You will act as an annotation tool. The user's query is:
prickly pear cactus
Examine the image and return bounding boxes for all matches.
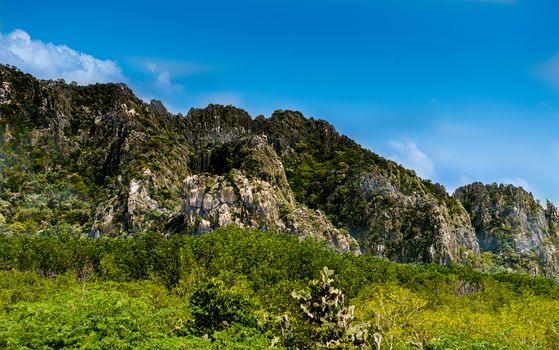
[292,267,370,349]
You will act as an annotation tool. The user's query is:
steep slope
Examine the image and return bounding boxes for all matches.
[254,111,480,264]
[0,64,480,265]
[454,183,559,277]
[0,65,357,253]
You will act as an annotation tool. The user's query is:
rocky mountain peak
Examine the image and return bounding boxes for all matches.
[184,104,253,144]
[454,182,559,277]
[3,64,559,278]
[256,109,341,154]
[148,99,170,116]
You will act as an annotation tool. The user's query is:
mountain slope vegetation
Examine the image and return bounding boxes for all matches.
[0,64,558,277]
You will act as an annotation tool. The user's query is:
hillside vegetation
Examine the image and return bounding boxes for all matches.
[1,227,559,349]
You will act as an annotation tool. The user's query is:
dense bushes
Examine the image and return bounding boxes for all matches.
[1,227,559,348]
[190,278,256,336]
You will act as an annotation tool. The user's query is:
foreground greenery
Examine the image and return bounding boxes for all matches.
[1,227,559,349]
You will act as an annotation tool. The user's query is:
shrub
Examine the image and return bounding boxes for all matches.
[189,278,256,336]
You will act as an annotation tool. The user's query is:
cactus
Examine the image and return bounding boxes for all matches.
[292,267,370,349]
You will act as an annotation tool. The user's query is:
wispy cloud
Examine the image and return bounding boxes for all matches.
[142,58,213,77]
[0,29,124,85]
[146,62,183,93]
[389,139,435,179]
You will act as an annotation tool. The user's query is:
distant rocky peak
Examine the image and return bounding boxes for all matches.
[148,99,169,116]
[256,109,341,153]
[547,200,559,217]
[186,104,252,129]
[183,104,253,145]
[454,182,559,277]
[547,200,559,234]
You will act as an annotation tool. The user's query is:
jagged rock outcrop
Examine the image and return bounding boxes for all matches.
[454,183,559,277]
[176,170,358,253]
[253,110,480,264]
[547,200,559,235]
[348,172,479,264]
[0,65,359,254]
[4,64,559,277]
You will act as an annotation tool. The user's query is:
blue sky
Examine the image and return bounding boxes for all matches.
[1,0,559,203]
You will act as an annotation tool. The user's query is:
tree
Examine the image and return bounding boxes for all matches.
[189,278,255,336]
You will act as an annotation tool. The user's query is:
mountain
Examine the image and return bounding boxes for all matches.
[0,64,557,278]
[455,183,559,277]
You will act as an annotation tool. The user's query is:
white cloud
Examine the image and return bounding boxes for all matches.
[0,29,124,85]
[389,139,435,179]
[146,62,183,93]
[138,58,213,77]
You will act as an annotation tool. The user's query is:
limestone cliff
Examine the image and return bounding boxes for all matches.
[0,65,358,254]
[454,183,559,277]
[5,64,559,276]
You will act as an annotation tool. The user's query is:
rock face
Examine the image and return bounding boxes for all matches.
[454,183,559,277]
[350,172,479,264]
[2,64,559,277]
[0,65,359,254]
[254,110,480,264]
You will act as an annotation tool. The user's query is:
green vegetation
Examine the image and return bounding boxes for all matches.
[1,227,559,349]
[1,65,559,348]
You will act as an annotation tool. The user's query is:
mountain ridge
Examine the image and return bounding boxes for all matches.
[1,64,558,279]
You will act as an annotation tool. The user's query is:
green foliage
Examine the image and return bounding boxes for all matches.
[280,122,450,229]
[1,290,180,349]
[190,278,256,336]
[354,284,427,349]
[1,227,559,348]
[0,273,194,349]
